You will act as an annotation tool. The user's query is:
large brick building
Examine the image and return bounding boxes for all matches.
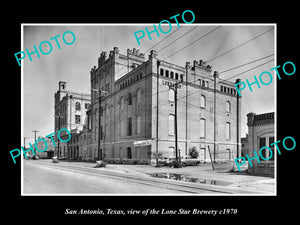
[89,47,241,165]
[54,81,91,158]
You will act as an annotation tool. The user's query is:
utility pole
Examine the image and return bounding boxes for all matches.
[169,79,183,166]
[32,130,39,143]
[213,71,219,163]
[92,88,107,160]
[54,113,65,159]
[156,60,160,166]
[236,79,241,159]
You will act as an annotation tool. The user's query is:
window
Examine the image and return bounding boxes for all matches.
[137,116,141,134]
[160,68,164,76]
[120,96,124,110]
[202,80,205,86]
[166,70,169,78]
[180,74,183,80]
[168,147,175,157]
[127,117,132,136]
[170,71,174,79]
[226,101,231,112]
[75,115,81,124]
[226,149,232,159]
[169,88,175,102]
[259,137,267,158]
[220,86,223,92]
[120,120,125,136]
[137,88,142,104]
[175,73,178,80]
[105,123,108,139]
[226,122,231,140]
[200,95,206,108]
[85,103,89,109]
[200,118,206,138]
[269,137,275,160]
[128,92,132,105]
[75,102,81,111]
[168,114,175,135]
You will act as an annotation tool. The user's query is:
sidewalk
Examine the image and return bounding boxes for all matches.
[38,159,275,194]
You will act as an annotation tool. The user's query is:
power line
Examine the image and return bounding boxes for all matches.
[155,57,275,109]
[143,26,182,54]
[162,26,222,61]
[224,58,274,81]
[219,54,274,74]
[207,27,274,63]
[156,26,199,53]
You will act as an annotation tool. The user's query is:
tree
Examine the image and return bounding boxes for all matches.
[188,146,199,158]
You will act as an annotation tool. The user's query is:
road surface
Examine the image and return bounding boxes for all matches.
[22,160,254,195]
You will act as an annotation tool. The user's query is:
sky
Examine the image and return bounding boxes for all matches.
[23,24,275,146]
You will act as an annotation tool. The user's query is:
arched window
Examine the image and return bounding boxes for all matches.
[120,96,124,110]
[226,122,231,140]
[168,114,175,135]
[200,118,206,138]
[169,88,175,102]
[75,102,81,111]
[137,116,141,134]
[137,88,142,104]
[120,119,125,136]
[128,92,132,105]
[168,146,175,157]
[200,95,206,108]
[226,101,231,112]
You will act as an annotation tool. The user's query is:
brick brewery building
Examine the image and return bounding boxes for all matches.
[88,47,241,165]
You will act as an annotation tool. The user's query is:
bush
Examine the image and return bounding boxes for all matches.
[188,146,199,158]
[94,160,107,168]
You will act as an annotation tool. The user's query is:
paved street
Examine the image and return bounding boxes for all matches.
[23,159,274,195]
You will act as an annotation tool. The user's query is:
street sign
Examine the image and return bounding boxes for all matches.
[133,139,152,147]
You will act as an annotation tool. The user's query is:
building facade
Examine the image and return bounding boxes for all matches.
[54,81,91,158]
[246,112,275,177]
[88,47,241,165]
[33,136,56,159]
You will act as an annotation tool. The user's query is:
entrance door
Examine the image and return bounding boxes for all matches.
[127,147,132,159]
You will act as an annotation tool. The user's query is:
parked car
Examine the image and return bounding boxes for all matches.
[180,155,200,167]
[32,155,39,160]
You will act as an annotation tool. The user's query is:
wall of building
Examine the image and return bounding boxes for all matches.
[247,112,275,177]
[88,47,241,165]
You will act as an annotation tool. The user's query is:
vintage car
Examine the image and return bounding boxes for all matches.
[180,155,200,167]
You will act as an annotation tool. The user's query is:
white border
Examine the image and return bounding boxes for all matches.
[21,23,277,197]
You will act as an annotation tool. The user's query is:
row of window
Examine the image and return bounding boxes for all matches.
[220,85,237,95]
[96,115,142,141]
[75,102,90,111]
[94,63,112,84]
[119,88,142,110]
[168,115,231,139]
[169,90,232,112]
[198,79,209,88]
[160,68,184,81]
[119,73,143,90]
